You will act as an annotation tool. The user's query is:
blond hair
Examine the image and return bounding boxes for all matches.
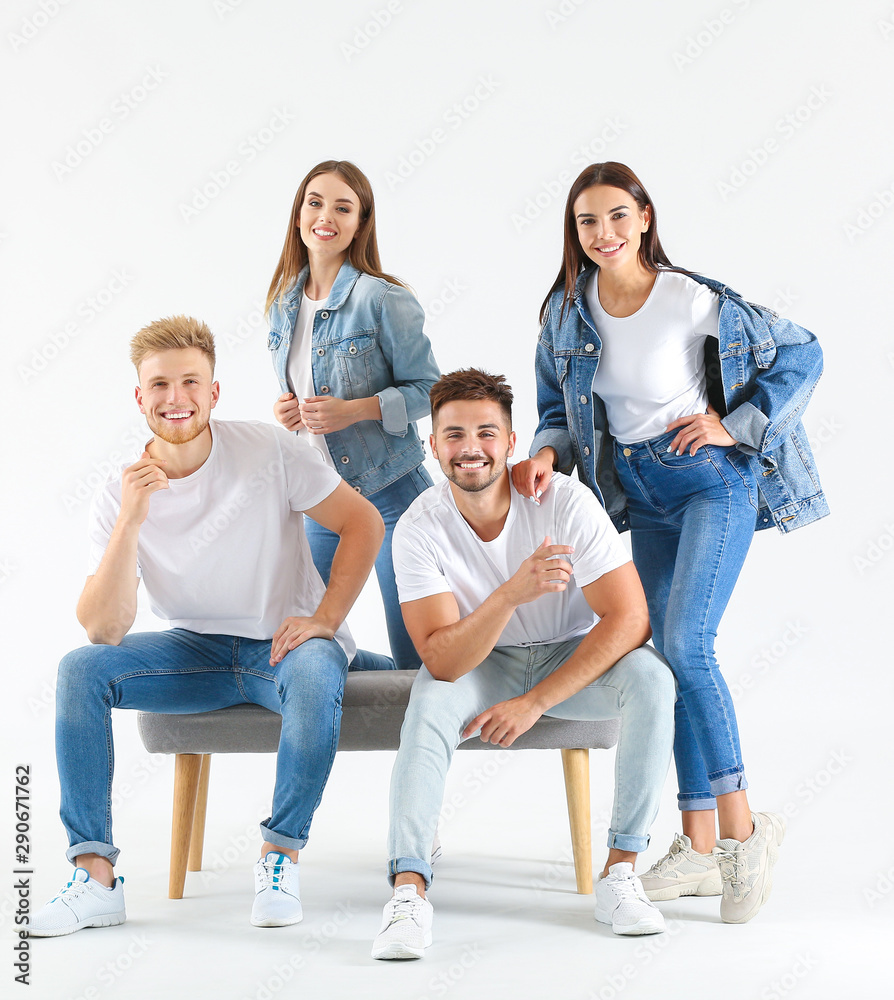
[130,316,216,375]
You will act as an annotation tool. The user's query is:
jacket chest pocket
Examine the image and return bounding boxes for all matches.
[335,333,381,389]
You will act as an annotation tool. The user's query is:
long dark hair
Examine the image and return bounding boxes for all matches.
[540,162,683,324]
[266,159,406,313]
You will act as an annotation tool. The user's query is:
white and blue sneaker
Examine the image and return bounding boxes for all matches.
[251,852,302,927]
[29,868,126,937]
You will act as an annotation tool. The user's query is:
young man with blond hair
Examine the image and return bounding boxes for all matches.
[32,316,385,935]
[372,369,675,959]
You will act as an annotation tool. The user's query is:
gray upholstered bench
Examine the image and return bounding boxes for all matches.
[138,670,619,899]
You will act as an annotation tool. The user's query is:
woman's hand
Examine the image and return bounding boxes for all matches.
[511,448,557,504]
[299,395,369,434]
[666,405,736,456]
[274,392,303,432]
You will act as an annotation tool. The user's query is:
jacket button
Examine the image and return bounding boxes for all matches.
[353,485,362,493]
[583,446,590,456]
[584,343,595,352]
[317,347,325,356]
[341,456,350,464]
[580,395,588,404]
[349,344,357,354]
[320,311,330,319]
[320,385,330,393]
[623,448,632,457]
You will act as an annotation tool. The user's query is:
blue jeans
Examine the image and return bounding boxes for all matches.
[613,430,757,811]
[305,466,432,671]
[56,630,348,865]
[387,640,675,888]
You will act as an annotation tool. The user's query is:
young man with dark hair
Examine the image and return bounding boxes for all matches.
[31,316,385,935]
[371,369,676,959]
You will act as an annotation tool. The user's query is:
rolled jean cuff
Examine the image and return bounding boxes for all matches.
[66,841,120,866]
[260,821,307,853]
[709,769,748,798]
[677,792,717,811]
[388,857,432,890]
[607,830,650,854]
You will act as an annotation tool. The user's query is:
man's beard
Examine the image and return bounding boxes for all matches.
[146,411,209,445]
[444,454,506,493]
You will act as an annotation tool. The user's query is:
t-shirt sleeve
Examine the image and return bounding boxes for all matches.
[692,281,720,340]
[557,483,630,589]
[392,517,452,604]
[276,428,343,512]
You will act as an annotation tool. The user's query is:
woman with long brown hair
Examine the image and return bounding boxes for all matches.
[512,162,827,925]
[266,160,440,670]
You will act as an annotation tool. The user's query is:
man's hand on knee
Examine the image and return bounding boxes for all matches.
[269,617,335,665]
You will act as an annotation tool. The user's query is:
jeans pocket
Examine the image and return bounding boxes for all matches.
[723,448,759,511]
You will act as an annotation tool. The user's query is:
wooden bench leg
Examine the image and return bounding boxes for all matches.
[169,753,203,899]
[188,754,212,873]
[561,748,593,894]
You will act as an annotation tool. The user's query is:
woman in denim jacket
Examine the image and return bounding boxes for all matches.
[266,160,440,670]
[512,163,827,924]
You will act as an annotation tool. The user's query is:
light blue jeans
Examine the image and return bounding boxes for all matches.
[613,430,758,811]
[56,630,348,865]
[387,640,675,888]
[305,465,432,671]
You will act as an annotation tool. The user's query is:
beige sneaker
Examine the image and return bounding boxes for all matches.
[715,811,786,924]
[640,833,722,901]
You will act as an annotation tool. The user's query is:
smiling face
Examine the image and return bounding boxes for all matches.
[296,172,362,266]
[573,184,652,273]
[136,347,219,445]
[431,400,516,494]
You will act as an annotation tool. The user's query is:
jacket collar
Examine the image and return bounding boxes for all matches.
[288,260,362,310]
[572,265,743,303]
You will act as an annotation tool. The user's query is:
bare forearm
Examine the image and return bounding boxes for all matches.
[418,585,520,682]
[77,522,141,644]
[314,515,384,631]
[524,610,651,713]
[352,396,382,422]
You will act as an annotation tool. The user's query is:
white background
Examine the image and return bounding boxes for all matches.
[2,1,893,998]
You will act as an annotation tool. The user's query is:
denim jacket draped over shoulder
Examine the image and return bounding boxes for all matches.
[267,261,440,495]
[530,268,829,533]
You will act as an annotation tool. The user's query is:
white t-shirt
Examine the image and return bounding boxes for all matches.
[392,473,630,647]
[286,291,336,470]
[87,419,355,657]
[586,269,720,444]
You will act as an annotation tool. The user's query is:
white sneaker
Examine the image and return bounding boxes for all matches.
[371,884,433,959]
[639,834,722,901]
[594,862,665,936]
[29,868,126,937]
[715,811,786,924]
[250,852,302,927]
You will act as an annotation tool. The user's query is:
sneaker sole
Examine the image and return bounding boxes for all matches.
[644,874,722,901]
[29,910,126,938]
[720,814,786,925]
[594,907,665,936]
[371,933,432,960]
[251,912,303,927]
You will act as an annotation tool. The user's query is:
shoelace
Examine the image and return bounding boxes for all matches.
[713,848,744,888]
[258,858,290,891]
[604,872,646,902]
[386,894,423,926]
[649,834,687,874]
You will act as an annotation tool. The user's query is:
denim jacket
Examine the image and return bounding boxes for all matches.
[530,268,829,533]
[267,262,440,495]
